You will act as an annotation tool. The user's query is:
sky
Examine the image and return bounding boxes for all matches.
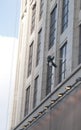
[0,0,21,130]
[0,0,20,38]
[0,37,18,130]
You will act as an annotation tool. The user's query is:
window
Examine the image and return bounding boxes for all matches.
[36,29,42,66]
[24,86,30,116]
[49,6,57,49]
[39,0,44,19]
[28,42,33,77]
[31,4,36,33]
[62,0,69,33]
[59,43,67,82]
[80,0,81,9]
[33,76,39,108]
[46,65,52,95]
[79,25,81,64]
[25,0,27,5]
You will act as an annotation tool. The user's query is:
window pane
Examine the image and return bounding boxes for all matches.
[25,0,27,5]
[36,29,42,66]
[39,0,44,19]
[24,86,30,116]
[79,25,81,64]
[28,42,33,77]
[59,43,67,82]
[31,4,36,33]
[62,0,69,33]
[46,65,52,95]
[49,6,57,49]
[33,76,39,108]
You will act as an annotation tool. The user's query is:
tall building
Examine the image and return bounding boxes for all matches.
[10,0,81,130]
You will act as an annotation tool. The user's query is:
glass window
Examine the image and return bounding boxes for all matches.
[49,6,57,49]
[61,0,69,32]
[25,0,27,5]
[24,86,30,116]
[31,4,36,33]
[36,29,42,66]
[33,76,39,108]
[46,65,52,95]
[39,0,44,19]
[28,42,33,77]
[79,25,81,64]
[59,43,67,82]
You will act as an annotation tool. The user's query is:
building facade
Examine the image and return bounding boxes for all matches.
[10,0,81,130]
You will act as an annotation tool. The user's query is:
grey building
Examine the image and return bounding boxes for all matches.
[10,0,81,130]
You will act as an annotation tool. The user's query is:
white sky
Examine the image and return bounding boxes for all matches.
[0,0,21,130]
[0,36,18,130]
